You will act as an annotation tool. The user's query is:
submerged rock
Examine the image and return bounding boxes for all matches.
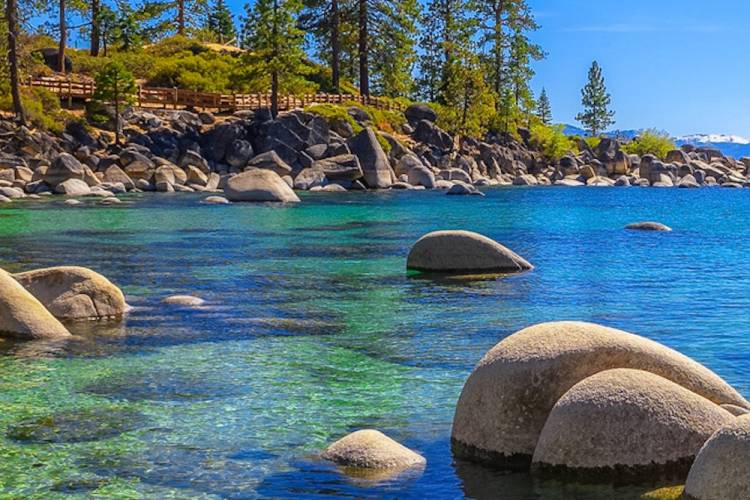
[201,195,230,204]
[224,168,300,203]
[0,268,71,339]
[13,266,128,321]
[321,429,426,471]
[625,221,672,231]
[407,230,532,274]
[162,295,205,307]
[7,407,146,443]
[532,368,733,481]
[685,415,750,500]
[451,321,749,471]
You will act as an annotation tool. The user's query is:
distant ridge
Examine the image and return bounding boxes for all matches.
[562,124,750,158]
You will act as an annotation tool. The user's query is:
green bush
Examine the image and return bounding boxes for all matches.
[622,129,675,159]
[584,136,602,150]
[531,124,574,160]
[0,87,67,133]
[305,102,393,152]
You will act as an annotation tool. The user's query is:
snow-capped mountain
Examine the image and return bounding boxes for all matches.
[677,134,750,145]
[562,124,750,158]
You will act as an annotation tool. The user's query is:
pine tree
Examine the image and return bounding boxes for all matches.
[241,0,309,118]
[93,61,137,145]
[418,0,475,104]
[369,0,418,97]
[536,86,551,124]
[206,0,235,43]
[576,60,615,136]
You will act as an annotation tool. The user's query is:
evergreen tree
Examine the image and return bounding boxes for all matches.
[369,0,418,97]
[417,0,475,104]
[93,61,137,144]
[205,0,235,43]
[241,0,309,117]
[576,60,615,136]
[299,0,353,92]
[536,86,551,124]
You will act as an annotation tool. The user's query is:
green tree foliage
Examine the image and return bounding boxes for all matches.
[530,123,573,160]
[240,0,314,117]
[204,0,235,43]
[576,60,615,136]
[369,0,418,97]
[92,60,137,144]
[536,86,551,124]
[622,129,675,159]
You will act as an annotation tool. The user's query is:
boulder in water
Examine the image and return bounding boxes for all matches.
[224,168,300,203]
[685,415,750,500]
[451,321,749,470]
[0,268,71,339]
[407,230,532,274]
[626,221,672,231]
[13,266,127,321]
[531,368,733,481]
[321,429,426,471]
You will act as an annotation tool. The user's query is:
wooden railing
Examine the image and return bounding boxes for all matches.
[27,76,404,112]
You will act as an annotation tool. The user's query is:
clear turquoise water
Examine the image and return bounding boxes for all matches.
[0,187,748,499]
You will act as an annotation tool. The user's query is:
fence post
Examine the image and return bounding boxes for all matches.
[173,87,178,109]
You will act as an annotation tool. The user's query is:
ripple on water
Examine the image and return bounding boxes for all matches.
[7,407,147,444]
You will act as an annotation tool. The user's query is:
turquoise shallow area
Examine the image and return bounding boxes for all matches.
[0,187,748,498]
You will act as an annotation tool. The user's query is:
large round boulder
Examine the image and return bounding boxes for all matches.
[451,322,749,470]
[531,369,733,481]
[0,268,71,339]
[224,168,300,203]
[407,230,532,274]
[13,266,127,321]
[321,429,426,471]
[684,415,750,500]
[404,104,437,125]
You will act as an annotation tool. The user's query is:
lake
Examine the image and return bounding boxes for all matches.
[0,187,748,498]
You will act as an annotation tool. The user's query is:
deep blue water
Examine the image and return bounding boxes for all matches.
[0,186,747,498]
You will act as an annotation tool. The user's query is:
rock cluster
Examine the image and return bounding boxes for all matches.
[451,321,749,482]
[0,266,126,340]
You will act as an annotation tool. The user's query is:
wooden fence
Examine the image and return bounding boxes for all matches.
[28,76,404,112]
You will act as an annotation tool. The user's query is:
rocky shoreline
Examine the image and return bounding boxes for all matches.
[1,103,747,205]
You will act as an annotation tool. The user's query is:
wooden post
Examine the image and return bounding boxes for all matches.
[173,87,178,109]
[137,85,142,108]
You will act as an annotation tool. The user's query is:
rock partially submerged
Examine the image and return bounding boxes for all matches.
[451,321,749,471]
[13,266,128,321]
[685,415,750,500]
[625,221,672,231]
[532,368,733,481]
[407,230,532,274]
[162,295,205,307]
[0,268,71,339]
[224,168,301,203]
[201,195,230,204]
[321,429,426,472]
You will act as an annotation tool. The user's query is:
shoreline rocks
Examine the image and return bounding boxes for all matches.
[407,230,532,274]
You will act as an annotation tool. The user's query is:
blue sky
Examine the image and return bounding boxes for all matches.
[527,0,750,136]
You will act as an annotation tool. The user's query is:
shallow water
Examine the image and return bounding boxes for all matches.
[0,187,748,499]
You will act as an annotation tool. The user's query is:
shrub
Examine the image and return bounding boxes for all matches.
[305,103,362,134]
[0,87,67,133]
[584,136,602,150]
[623,129,675,159]
[531,124,574,160]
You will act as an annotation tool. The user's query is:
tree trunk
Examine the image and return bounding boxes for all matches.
[114,81,121,145]
[177,0,185,35]
[271,70,279,119]
[357,0,368,96]
[493,0,506,101]
[331,0,340,92]
[6,0,25,124]
[90,0,100,56]
[59,0,66,73]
